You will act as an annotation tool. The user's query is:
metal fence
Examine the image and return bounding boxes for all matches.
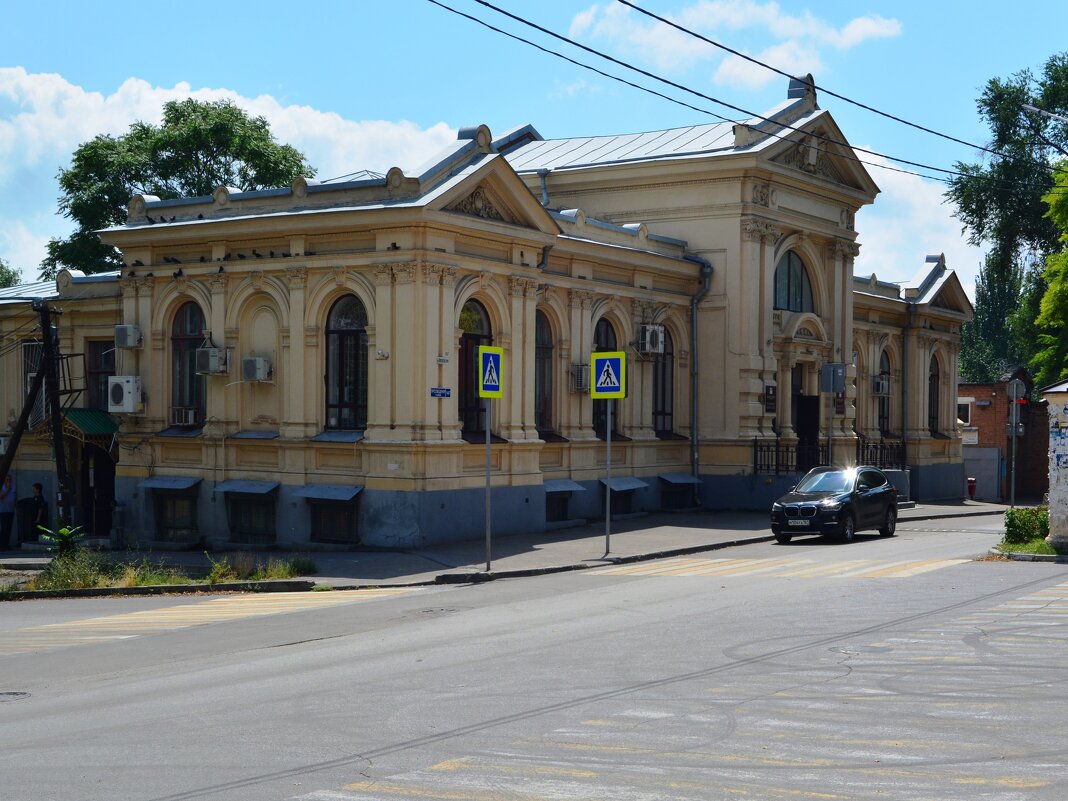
[855,436,905,470]
[753,440,827,475]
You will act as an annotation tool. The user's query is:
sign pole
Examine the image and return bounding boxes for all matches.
[485,398,492,571]
[605,401,612,557]
[476,345,504,573]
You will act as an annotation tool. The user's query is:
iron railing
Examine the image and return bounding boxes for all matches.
[856,436,905,470]
[753,439,827,475]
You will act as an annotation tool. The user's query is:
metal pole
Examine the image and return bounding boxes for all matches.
[604,401,612,557]
[826,390,833,466]
[1010,399,1018,508]
[485,398,492,572]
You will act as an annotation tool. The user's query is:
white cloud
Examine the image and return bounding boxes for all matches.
[569,2,900,80]
[0,68,457,272]
[714,41,824,90]
[853,149,982,302]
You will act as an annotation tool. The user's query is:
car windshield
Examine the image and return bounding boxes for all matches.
[795,469,855,494]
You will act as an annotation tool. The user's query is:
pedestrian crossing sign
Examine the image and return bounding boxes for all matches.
[590,351,626,399]
[478,345,504,398]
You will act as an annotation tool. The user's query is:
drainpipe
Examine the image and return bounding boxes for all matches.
[537,169,551,207]
[902,301,915,472]
[536,244,554,270]
[687,256,714,501]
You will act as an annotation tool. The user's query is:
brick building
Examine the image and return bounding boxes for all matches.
[958,368,1048,502]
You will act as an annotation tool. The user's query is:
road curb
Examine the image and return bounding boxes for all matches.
[432,534,775,584]
[900,509,1005,523]
[1,579,315,601]
[989,547,1068,563]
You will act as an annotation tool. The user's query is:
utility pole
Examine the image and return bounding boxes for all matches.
[36,301,73,526]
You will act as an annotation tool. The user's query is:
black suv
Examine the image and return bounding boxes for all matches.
[770,466,898,544]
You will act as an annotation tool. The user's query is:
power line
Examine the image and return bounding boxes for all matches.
[614,0,1001,158]
[429,0,953,184]
[432,0,1065,197]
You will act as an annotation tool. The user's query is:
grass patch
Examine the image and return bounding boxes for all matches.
[20,551,318,593]
[996,536,1062,556]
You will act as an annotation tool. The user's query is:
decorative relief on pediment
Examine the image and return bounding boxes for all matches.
[774,135,855,188]
[796,326,817,339]
[447,186,509,223]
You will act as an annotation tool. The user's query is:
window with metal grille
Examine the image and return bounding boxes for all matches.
[652,327,675,436]
[534,310,554,433]
[325,295,369,430]
[171,302,206,427]
[459,299,491,437]
[773,251,814,313]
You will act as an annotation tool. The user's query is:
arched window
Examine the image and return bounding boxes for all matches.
[325,295,368,430]
[592,317,618,438]
[773,251,814,313]
[459,299,492,437]
[534,310,554,433]
[171,302,205,427]
[878,350,891,437]
[652,328,674,436]
[928,355,940,434]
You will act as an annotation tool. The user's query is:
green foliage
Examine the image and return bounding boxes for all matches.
[38,524,85,558]
[28,549,110,590]
[1031,161,1068,386]
[42,99,315,278]
[204,552,238,584]
[947,53,1068,381]
[203,551,317,583]
[1003,506,1051,545]
[0,257,20,288]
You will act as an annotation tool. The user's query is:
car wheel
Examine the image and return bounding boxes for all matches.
[879,507,897,537]
[775,531,792,544]
[839,512,856,543]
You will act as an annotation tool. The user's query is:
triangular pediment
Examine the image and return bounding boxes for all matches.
[428,154,560,236]
[928,278,973,317]
[766,113,879,199]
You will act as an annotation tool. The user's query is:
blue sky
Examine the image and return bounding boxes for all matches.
[3,0,1067,297]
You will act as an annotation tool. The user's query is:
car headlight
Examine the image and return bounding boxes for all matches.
[821,498,843,511]
[772,502,783,511]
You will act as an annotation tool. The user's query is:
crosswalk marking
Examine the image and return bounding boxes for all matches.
[0,588,422,655]
[589,556,970,579]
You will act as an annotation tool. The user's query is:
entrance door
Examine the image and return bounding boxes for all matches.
[79,444,115,537]
[796,396,821,472]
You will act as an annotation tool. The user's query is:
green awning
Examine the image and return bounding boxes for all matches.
[64,408,119,436]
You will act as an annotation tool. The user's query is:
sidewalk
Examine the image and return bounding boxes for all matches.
[0,500,1008,590]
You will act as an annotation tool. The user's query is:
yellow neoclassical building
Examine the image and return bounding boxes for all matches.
[0,77,972,548]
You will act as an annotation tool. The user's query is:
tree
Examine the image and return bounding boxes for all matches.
[1031,160,1068,387]
[0,257,20,288]
[946,53,1068,380]
[42,99,316,278]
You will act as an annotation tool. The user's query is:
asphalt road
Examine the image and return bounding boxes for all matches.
[3,514,1067,801]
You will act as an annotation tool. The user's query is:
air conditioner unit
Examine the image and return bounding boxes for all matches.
[242,357,272,382]
[872,375,890,396]
[0,436,9,456]
[108,376,141,413]
[195,347,228,375]
[114,324,143,349]
[637,324,665,355]
[570,364,590,393]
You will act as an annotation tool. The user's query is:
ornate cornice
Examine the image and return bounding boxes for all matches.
[742,216,782,243]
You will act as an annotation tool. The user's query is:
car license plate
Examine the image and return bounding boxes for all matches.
[787,519,809,527]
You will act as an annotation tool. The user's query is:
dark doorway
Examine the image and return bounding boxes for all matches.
[79,444,115,537]
[796,396,821,472]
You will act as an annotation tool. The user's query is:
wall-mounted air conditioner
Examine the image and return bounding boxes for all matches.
[570,364,590,392]
[195,347,228,375]
[114,324,143,349]
[108,376,142,413]
[872,375,890,396]
[242,357,272,382]
[636,324,665,355]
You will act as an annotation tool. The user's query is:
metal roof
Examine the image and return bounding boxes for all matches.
[139,476,201,491]
[0,280,56,305]
[598,476,650,492]
[658,472,702,485]
[543,479,586,493]
[503,122,736,173]
[214,480,279,495]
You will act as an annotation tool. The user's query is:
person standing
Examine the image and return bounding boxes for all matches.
[0,475,15,549]
[30,482,48,536]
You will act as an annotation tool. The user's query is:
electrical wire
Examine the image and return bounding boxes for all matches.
[434,0,1065,196]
